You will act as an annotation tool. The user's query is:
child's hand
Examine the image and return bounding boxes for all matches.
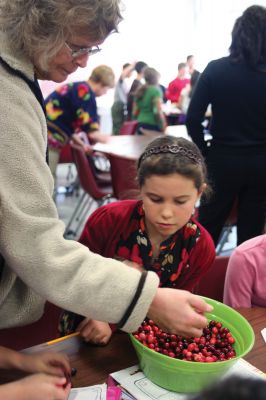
[88,131,108,144]
[15,373,71,400]
[20,351,71,377]
[77,318,112,345]
[83,143,93,154]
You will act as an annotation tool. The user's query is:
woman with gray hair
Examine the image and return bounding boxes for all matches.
[0,1,212,395]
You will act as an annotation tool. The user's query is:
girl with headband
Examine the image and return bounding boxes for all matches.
[60,135,215,344]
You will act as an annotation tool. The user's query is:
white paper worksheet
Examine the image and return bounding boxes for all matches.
[110,360,265,400]
[68,383,107,400]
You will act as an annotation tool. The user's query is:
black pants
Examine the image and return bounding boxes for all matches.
[199,146,266,246]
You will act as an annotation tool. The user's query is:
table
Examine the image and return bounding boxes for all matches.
[0,308,265,388]
[94,128,191,199]
[236,307,266,372]
[94,135,155,160]
[94,127,191,161]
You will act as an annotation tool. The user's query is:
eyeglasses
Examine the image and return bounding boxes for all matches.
[65,42,101,58]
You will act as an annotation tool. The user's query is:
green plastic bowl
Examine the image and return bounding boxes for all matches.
[129,297,255,393]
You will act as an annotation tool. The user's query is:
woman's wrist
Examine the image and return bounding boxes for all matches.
[147,287,161,321]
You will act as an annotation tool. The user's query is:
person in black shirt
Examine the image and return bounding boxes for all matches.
[186,55,200,97]
[186,5,266,247]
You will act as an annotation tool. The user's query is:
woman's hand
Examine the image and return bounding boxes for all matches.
[6,373,71,400]
[19,351,71,377]
[147,288,213,338]
[77,318,112,345]
[122,259,144,273]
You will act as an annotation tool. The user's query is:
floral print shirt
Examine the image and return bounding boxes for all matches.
[45,81,99,149]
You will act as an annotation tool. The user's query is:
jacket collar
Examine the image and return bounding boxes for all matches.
[0,31,35,81]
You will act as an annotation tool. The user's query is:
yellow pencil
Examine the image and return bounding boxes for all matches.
[46,331,80,345]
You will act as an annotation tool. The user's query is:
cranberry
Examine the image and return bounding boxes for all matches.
[138,332,146,341]
[133,318,237,363]
[228,336,235,344]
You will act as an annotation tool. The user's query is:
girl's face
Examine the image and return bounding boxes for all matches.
[141,173,203,240]
[34,35,103,83]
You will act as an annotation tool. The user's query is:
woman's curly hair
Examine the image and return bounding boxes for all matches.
[0,0,122,70]
[229,5,266,71]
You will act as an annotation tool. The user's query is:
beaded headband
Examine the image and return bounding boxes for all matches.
[139,144,202,165]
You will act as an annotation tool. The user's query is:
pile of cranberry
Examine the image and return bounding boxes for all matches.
[133,319,236,363]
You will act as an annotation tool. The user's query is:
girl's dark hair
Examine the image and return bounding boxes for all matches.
[135,61,148,73]
[137,136,209,194]
[229,5,266,71]
[135,67,159,99]
[190,376,266,400]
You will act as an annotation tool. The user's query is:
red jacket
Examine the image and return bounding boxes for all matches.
[166,77,190,103]
[79,200,215,292]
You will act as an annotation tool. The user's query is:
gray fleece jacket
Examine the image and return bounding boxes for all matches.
[0,32,159,331]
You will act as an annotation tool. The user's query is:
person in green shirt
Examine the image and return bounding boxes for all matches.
[133,67,167,134]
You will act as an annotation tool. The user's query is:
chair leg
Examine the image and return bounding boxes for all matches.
[64,191,87,238]
[77,197,94,224]
[216,226,233,255]
[75,195,92,222]
[66,164,75,181]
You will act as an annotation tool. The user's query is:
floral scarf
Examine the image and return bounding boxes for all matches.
[116,204,201,288]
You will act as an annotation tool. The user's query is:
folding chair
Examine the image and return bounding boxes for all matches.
[57,143,79,195]
[216,200,238,255]
[194,256,229,302]
[119,120,138,135]
[108,153,140,200]
[64,142,115,238]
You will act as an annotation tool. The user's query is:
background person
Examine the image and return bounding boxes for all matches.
[223,234,266,308]
[60,136,215,344]
[186,54,200,96]
[46,65,115,181]
[186,5,266,246]
[133,67,167,134]
[166,62,190,105]
[111,62,135,135]
[127,60,148,120]
[0,0,212,352]
[178,55,201,116]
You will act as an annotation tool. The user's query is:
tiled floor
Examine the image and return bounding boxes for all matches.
[55,163,237,254]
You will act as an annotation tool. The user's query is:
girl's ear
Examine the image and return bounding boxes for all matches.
[197,183,207,200]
